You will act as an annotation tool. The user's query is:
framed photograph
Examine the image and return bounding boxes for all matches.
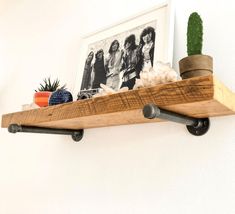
[75,1,174,99]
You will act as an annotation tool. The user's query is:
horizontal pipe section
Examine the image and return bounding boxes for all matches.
[8,124,79,136]
[143,104,198,126]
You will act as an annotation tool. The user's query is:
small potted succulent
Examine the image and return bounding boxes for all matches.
[179,12,213,79]
[34,78,61,107]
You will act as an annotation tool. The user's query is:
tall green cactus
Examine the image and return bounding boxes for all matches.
[187,12,203,56]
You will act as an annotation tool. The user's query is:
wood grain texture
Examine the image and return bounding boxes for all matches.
[2,75,235,130]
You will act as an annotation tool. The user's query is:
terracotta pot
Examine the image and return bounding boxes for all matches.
[179,55,213,79]
[34,91,52,107]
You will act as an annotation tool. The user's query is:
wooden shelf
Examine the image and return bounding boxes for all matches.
[2,75,235,130]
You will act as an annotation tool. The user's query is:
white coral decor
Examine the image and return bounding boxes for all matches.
[133,61,181,89]
[93,84,129,97]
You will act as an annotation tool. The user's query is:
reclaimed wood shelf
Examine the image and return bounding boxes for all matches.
[2,75,235,131]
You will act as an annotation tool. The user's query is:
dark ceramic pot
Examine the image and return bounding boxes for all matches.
[49,89,73,106]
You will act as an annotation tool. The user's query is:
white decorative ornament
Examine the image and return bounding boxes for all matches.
[93,84,129,97]
[22,103,40,111]
[133,61,181,89]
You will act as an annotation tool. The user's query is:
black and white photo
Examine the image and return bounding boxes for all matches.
[76,3,174,97]
[80,21,156,91]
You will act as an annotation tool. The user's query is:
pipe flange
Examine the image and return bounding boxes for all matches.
[186,118,210,136]
[72,130,84,142]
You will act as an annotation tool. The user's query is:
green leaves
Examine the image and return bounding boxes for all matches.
[35,77,66,92]
[187,12,203,56]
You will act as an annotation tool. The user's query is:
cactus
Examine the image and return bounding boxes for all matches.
[187,12,203,56]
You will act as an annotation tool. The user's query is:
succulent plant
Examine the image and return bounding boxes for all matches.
[187,12,203,56]
[35,77,65,92]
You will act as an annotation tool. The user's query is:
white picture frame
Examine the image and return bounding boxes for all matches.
[75,1,174,99]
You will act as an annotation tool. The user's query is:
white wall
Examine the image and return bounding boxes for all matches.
[0,0,235,213]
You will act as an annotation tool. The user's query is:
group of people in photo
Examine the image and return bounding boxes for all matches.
[80,26,156,91]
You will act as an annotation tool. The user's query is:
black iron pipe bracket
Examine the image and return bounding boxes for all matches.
[143,104,210,136]
[8,124,84,142]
